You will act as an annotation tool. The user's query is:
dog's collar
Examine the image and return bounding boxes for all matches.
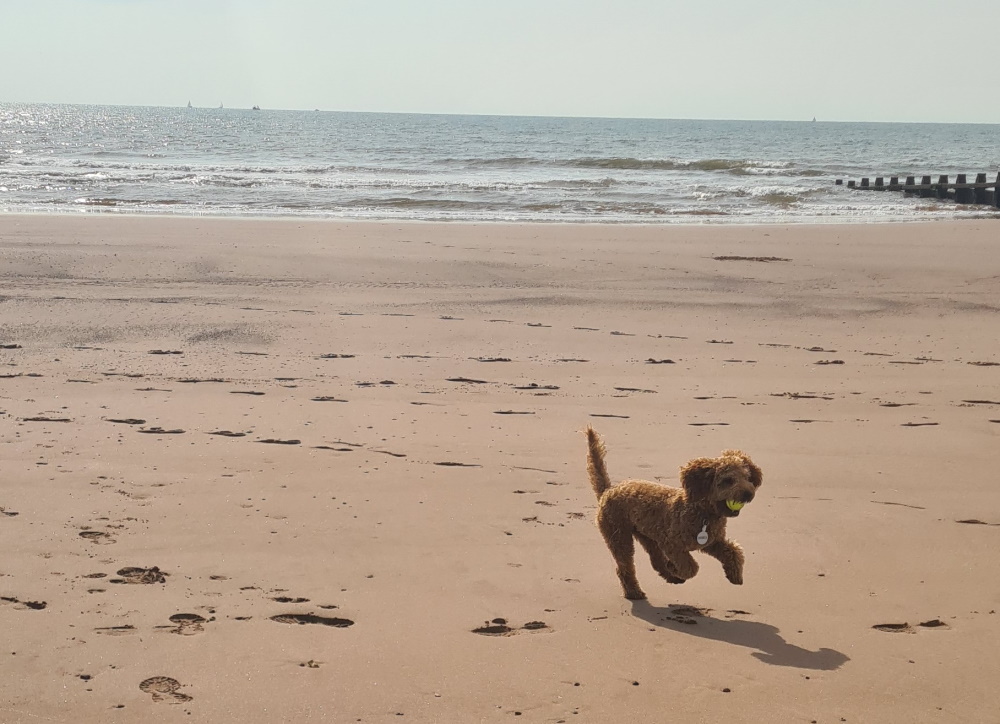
[696,523,709,546]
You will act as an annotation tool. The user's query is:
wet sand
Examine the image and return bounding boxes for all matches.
[1,214,998,722]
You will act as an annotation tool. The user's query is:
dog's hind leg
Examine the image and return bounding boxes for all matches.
[634,532,685,584]
[597,512,645,600]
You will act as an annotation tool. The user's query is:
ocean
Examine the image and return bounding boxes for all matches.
[1,103,998,224]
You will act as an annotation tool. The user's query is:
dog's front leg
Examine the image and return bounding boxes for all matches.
[701,539,744,585]
[659,546,700,581]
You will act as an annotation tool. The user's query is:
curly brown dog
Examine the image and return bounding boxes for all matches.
[586,426,762,600]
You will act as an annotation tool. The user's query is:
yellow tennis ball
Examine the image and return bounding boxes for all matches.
[726,500,745,512]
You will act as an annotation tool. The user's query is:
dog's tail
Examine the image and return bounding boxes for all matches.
[585,426,612,499]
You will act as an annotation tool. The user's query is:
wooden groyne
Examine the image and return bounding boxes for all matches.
[837,172,1000,207]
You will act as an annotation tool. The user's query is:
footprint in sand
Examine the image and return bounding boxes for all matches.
[661,605,710,625]
[270,613,354,627]
[471,618,550,636]
[139,676,192,703]
[109,566,166,584]
[165,613,208,635]
[1,596,46,610]
[79,530,115,545]
[713,255,790,262]
[956,518,1000,527]
[257,438,301,445]
[771,392,834,401]
[138,427,186,434]
[873,620,949,633]
[872,500,926,510]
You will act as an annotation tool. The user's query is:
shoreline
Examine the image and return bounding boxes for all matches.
[4,208,998,227]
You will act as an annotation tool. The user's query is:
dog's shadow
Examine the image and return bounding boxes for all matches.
[631,601,850,670]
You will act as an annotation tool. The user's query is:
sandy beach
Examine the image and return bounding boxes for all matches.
[1,214,998,723]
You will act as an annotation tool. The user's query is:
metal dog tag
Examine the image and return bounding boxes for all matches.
[696,525,709,546]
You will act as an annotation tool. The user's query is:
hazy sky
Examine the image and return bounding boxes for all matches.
[3,0,998,122]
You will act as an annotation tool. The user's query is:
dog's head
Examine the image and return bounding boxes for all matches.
[680,450,762,517]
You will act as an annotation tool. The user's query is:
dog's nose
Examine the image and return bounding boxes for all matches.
[736,489,755,504]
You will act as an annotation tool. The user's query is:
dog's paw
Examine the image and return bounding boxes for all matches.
[725,569,744,585]
[624,589,647,600]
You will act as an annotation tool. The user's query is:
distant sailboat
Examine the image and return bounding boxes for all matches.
[187,100,192,108]
[252,105,261,111]
[812,116,817,122]
[219,103,224,109]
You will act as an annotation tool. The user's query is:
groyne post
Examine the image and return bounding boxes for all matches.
[955,174,972,204]
[935,175,950,200]
[973,173,989,204]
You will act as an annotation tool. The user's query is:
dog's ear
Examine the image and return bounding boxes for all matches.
[679,457,716,502]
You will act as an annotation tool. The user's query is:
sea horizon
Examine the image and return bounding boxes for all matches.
[10,99,1000,125]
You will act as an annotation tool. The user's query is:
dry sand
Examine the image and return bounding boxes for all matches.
[1,214,999,723]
